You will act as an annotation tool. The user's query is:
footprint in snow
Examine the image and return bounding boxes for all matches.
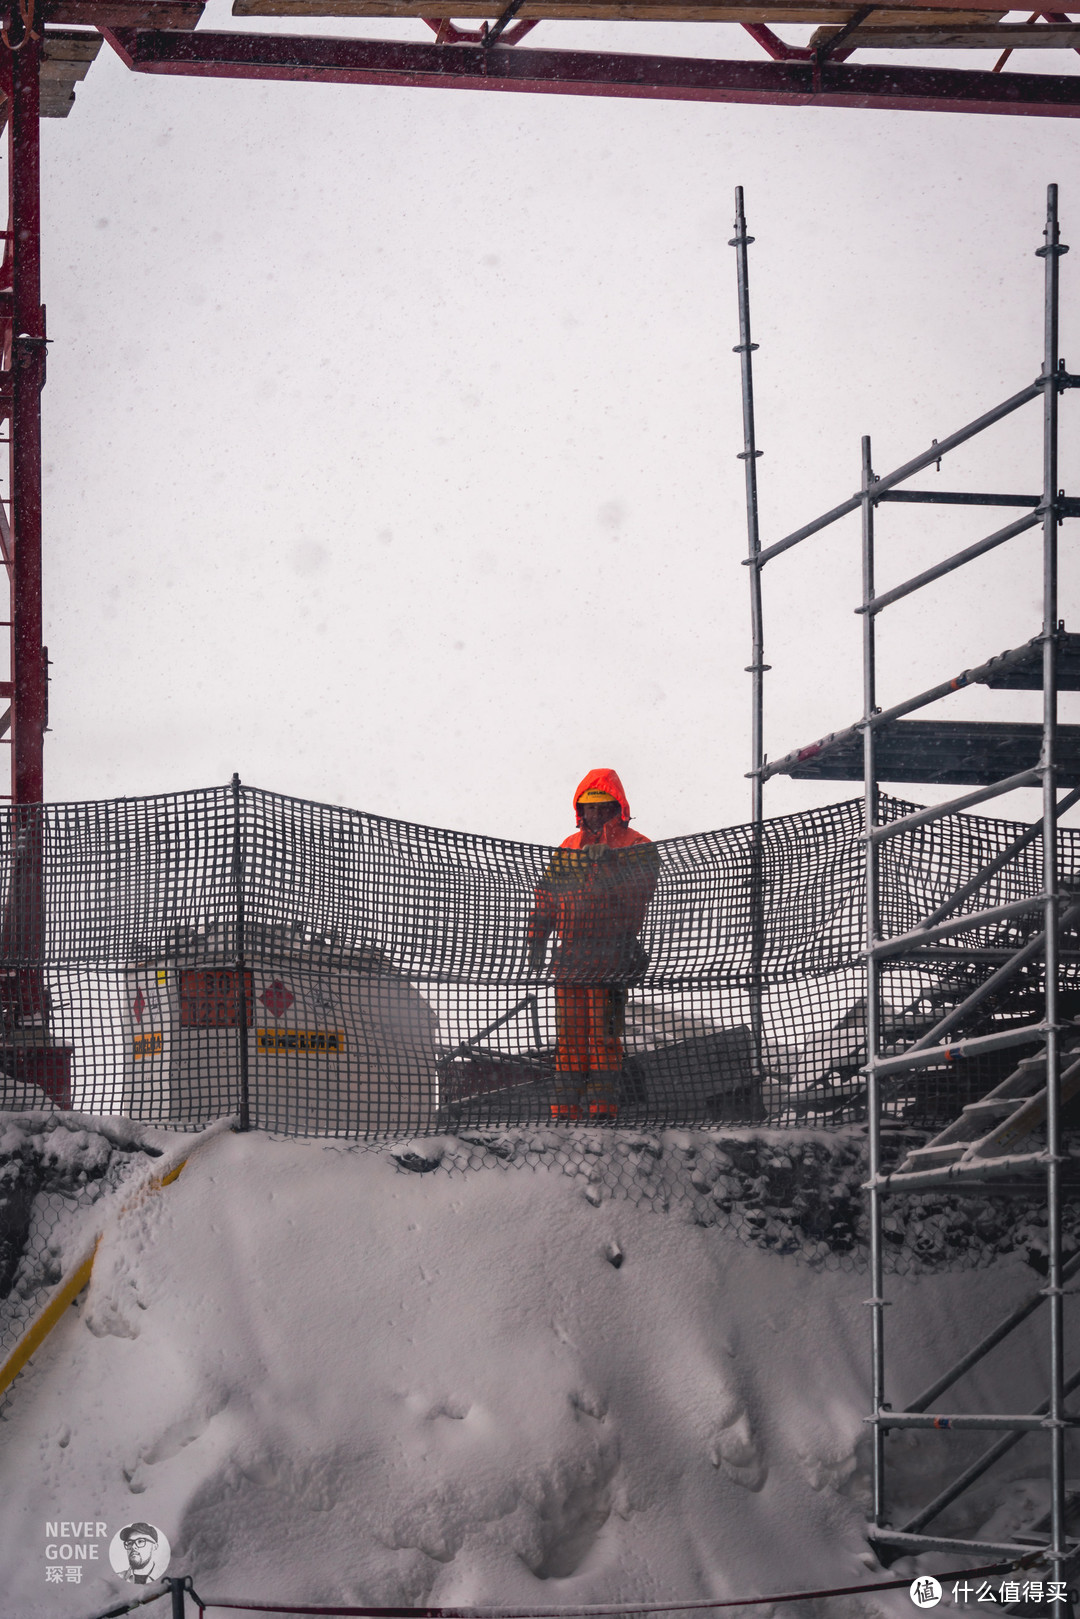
[708,1408,767,1492]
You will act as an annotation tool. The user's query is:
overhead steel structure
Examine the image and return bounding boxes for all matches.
[0,0,1074,1575]
[0,0,1076,821]
[734,185,1080,1590]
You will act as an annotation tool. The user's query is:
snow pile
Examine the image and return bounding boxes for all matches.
[0,1124,1071,1618]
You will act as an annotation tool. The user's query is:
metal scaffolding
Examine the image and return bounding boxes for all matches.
[734,186,1080,1589]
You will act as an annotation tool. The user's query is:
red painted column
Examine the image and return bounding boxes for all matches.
[0,33,54,1064]
[8,32,45,808]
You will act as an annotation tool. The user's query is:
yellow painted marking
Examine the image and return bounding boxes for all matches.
[0,1240,99,1400]
[256,1028,345,1054]
[133,1032,163,1059]
[0,1121,232,1406]
[120,1155,189,1213]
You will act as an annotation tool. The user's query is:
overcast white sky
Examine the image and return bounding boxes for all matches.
[28,11,1080,843]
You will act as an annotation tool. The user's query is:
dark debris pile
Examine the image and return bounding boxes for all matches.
[0,1115,163,1354]
[386,1126,1080,1276]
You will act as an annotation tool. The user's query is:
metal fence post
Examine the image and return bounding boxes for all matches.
[231,772,251,1131]
[169,1574,187,1618]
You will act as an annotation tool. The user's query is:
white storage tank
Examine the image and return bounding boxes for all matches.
[121,923,440,1136]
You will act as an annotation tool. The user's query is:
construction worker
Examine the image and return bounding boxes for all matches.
[527,768,659,1121]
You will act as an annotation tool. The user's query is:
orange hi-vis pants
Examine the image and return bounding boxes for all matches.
[554,983,626,1076]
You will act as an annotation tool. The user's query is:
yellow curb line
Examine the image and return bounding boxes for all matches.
[0,1115,237,1401]
[0,1236,101,1400]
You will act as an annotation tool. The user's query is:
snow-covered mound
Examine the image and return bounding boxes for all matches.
[0,1126,1069,1618]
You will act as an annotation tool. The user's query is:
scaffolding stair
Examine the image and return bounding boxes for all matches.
[887,1037,1080,1189]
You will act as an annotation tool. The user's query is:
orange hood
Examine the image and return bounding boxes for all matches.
[573,767,631,826]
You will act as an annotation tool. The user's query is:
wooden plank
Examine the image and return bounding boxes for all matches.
[43,26,106,59]
[231,0,1009,17]
[811,18,1080,43]
[41,57,96,80]
[41,60,92,79]
[42,0,205,26]
[37,28,104,117]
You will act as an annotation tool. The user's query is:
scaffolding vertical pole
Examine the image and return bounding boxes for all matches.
[1037,181,1066,1587]
[861,431,886,1527]
[731,186,766,1072]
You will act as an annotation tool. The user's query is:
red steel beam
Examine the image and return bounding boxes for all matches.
[0,34,49,1040]
[101,26,1080,114]
[3,38,47,807]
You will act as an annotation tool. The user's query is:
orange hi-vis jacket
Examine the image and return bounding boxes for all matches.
[528,769,659,983]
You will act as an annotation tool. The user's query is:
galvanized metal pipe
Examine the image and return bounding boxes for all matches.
[857,509,1041,616]
[876,1410,1075,1431]
[877,488,1044,508]
[879,487,1080,514]
[918,783,1080,930]
[912,945,1080,962]
[1038,179,1067,1589]
[870,1020,1048,1078]
[861,432,887,1530]
[891,926,1055,1053]
[449,992,539,1056]
[758,635,1065,780]
[877,1150,1050,1192]
[900,1366,1080,1536]
[906,1249,1080,1413]
[731,187,766,1077]
[874,1527,1058,1559]
[867,771,1042,843]
[869,891,1052,959]
[751,378,1043,568]
[891,894,1080,1056]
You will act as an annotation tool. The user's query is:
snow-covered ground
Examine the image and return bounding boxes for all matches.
[0,1122,1074,1619]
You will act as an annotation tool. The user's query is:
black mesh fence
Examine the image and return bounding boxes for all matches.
[0,781,1075,1138]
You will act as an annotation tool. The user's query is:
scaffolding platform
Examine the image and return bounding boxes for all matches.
[776,719,1080,787]
[762,631,1080,787]
[982,630,1080,689]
